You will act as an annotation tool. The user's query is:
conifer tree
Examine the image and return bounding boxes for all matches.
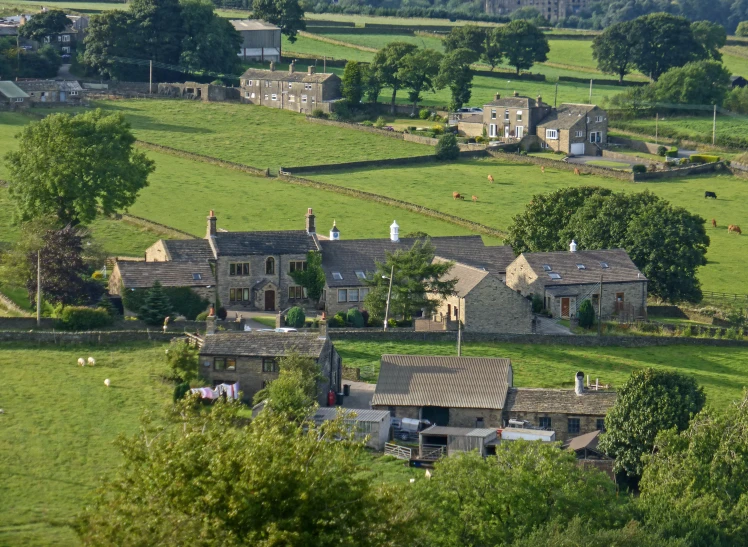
[138,281,173,325]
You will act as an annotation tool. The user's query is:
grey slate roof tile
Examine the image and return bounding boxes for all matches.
[240,68,339,83]
[115,261,215,288]
[163,239,215,262]
[212,231,318,256]
[200,331,327,357]
[519,248,645,285]
[504,387,617,416]
[537,104,599,130]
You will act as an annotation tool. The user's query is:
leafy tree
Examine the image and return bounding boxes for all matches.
[413,443,619,547]
[598,368,706,481]
[639,391,748,546]
[341,60,363,105]
[631,13,704,81]
[75,397,414,545]
[252,0,305,42]
[361,62,381,103]
[346,308,364,328]
[497,20,549,75]
[5,109,154,226]
[18,9,71,42]
[725,85,748,114]
[592,21,637,83]
[435,133,459,160]
[371,42,418,113]
[19,45,62,78]
[690,20,727,61]
[363,239,456,320]
[83,11,136,80]
[577,299,595,329]
[165,339,199,382]
[655,60,731,106]
[285,306,305,328]
[738,21,748,36]
[25,225,103,307]
[482,27,503,70]
[289,251,325,303]
[435,47,474,111]
[129,0,184,65]
[442,25,485,63]
[179,0,242,74]
[509,6,547,24]
[138,281,173,325]
[253,353,322,420]
[397,48,443,114]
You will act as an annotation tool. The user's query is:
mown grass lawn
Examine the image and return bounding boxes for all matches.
[0,342,172,547]
[282,33,375,62]
[335,339,748,409]
[311,158,748,294]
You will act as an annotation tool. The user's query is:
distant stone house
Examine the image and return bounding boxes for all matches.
[536,103,608,156]
[457,113,484,138]
[478,93,553,140]
[239,64,341,114]
[230,19,281,62]
[157,81,240,102]
[429,257,532,334]
[198,331,342,404]
[16,79,84,103]
[0,81,29,108]
[505,244,647,320]
[371,355,514,428]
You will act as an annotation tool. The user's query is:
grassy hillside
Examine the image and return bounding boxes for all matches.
[282,34,375,62]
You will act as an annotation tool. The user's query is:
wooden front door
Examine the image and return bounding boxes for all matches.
[264,290,275,311]
[561,298,570,318]
[615,292,624,312]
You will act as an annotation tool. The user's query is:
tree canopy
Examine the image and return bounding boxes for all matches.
[371,42,418,113]
[341,60,364,105]
[435,47,474,111]
[690,20,727,60]
[5,109,154,226]
[18,9,71,42]
[592,21,638,83]
[252,0,305,43]
[442,24,485,63]
[497,20,549,75]
[397,48,443,114]
[288,251,325,303]
[598,368,706,481]
[630,13,705,80]
[655,60,731,106]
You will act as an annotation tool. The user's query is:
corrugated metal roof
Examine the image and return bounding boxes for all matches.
[504,388,616,416]
[372,355,513,409]
[313,407,390,423]
[0,81,29,99]
[230,19,280,31]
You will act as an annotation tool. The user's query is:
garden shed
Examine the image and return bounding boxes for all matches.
[312,407,391,451]
[419,425,498,457]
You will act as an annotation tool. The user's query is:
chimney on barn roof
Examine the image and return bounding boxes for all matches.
[289,60,295,74]
[494,92,500,100]
[305,208,315,235]
[308,66,315,75]
[569,240,577,253]
[207,210,217,238]
[390,220,399,243]
[575,371,584,395]
[330,220,340,241]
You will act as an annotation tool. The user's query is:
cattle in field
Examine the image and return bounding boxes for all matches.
[487,174,494,183]
[453,192,464,200]
[728,225,742,235]
[573,167,580,176]
[541,166,545,174]
[712,219,717,228]
[705,191,717,199]
[472,195,478,202]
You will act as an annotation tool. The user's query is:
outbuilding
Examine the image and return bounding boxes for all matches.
[312,407,391,451]
[0,80,29,108]
[230,19,281,62]
[419,425,498,457]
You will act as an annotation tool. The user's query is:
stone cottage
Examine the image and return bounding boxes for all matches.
[505,243,647,320]
[240,63,341,114]
[0,81,29,108]
[198,329,342,404]
[536,103,608,156]
[16,79,84,104]
[480,92,553,140]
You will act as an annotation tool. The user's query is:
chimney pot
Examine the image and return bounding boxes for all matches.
[575,371,584,395]
[513,91,519,97]
[537,95,542,105]
[308,66,315,75]
[207,210,217,237]
[495,92,500,100]
[289,60,295,74]
[305,207,316,235]
[269,61,276,72]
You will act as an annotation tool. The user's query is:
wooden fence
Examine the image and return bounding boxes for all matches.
[385,443,412,461]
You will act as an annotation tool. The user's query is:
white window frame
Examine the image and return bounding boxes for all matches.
[289,94,295,102]
[288,82,292,89]
[516,110,523,122]
[574,130,584,138]
[248,80,252,87]
[337,289,347,303]
[245,91,250,98]
[14,98,23,103]
[516,126,524,139]
[595,115,603,122]
[489,124,497,137]
[504,109,509,121]
[250,92,256,99]
[264,94,268,100]
[546,129,558,140]
[70,90,78,96]
[589,131,602,143]
[301,95,307,103]
[44,36,50,43]
[491,109,496,120]
[271,94,277,101]
[62,34,70,42]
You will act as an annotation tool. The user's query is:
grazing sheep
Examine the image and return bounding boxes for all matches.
[104,379,111,387]
[87,357,95,366]
[78,358,85,367]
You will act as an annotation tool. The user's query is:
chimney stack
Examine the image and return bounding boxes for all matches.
[330,220,340,241]
[308,66,315,75]
[305,208,315,235]
[390,220,399,243]
[494,92,500,100]
[289,60,295,74]
[569,240,577,253]
[207,210,217,237]
[537,95,542,105]
[575,371,584,396]
[513,91,519,97]
[206,305,216,335]
[318,320,327,339]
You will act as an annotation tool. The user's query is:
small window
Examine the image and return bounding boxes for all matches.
[548,272,562,280]
[58,35,62,42]
[576,264,586,270]
[504,109,509,120]
[264,94,268,100]
[245,91,250,98]
[192,273,202,280]
[355,270,366,279]
[596,116,603,122]
[14,98,23,103]
[262,358,279,373]
[265,257,275,275]
[288,286,304,300]
[491,109,496,119]
[337,289,347,303]
[453,307,458,318]
[360,288,369,300]
[332,272,343,280]
[546,129,558,140]
[214,358,226,371]
[539,417,552,429]
[600,262,609,269]
[542,264,552,272]
[447,303,451,317]
[248,80,252,87]
[348,289,359,302]
[301,95,307,103]
[226,358,236,371]
[243,288,249,301]
[574,130,584,137]
[289,261,306,273]
[265,80,270,87]
[476,418,484,428]
[271,94,277,101]
[516,110,523,122]
[568,418,580,434]
[289,94,295,102]
[288,82,292,89]
[596,418,605,431]
[62,34,70,42]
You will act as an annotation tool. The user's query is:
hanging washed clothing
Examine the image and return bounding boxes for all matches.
[215,382,240,400]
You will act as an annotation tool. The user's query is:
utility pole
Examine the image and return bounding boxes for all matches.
[597,274,603,337]
[457,299,462,356]
[712,104,716,145]
[36,250,41,326]
[655,112,658,144]
[554,82,558,108]
[149,60,153,95]
[589,79,592,103]
[383,265,394,331]
[323,56,326,74]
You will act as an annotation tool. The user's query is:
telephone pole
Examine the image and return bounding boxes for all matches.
[712,104,716,145]
[149,60,153,95]
[36,250,41,326]
[589,79,593,103]
[597,274,603,336]
[457,299,462,356]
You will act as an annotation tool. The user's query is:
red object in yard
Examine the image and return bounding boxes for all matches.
[327,390,336,407]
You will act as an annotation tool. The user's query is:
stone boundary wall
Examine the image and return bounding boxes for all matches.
[304,116,405,139]
[602,149,658,165]
[276,173,507,238]
[558,75,647,86]
[404,133,438,146]
[281,149,486,174]
[486,151,633,181]
[119,212,198,239]
[608,136,661,155]
[632,161,725,182]
[297,30,378,52]
[282,53,349,67]
[328,329,748,347]
[135,140,271,176]
[0,330,175,344]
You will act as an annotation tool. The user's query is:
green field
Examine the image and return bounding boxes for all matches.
[722,49,748,78]
[612,114,748,148]
[311,158,748,294]
[312,31,446,53]
[283,34,375,62]
[335,340,748,409]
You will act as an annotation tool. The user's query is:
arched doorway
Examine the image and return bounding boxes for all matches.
[264,290,275,311]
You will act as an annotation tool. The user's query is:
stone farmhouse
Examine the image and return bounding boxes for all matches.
[505,242,647,320]
[371,355,615,442]
[16,79,84,104]
[230,19,281,62]
[4,13,88,55]
[457,92,608,156]
[0,81,29,108]
[109,260,215,306]
[198,329,342,404]
[240,63,341,114]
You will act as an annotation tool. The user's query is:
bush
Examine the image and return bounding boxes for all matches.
[657,145,667,156]
[311,108,327,119]
[578,299,595,329]
[736,21,748,36]
[665,147,678,158]
[195,311,209,321]
[91,270,104,280]
[689,154,720,164]
[374,116,386,128]
[97,296,117,316]
[387,318,397,328]
[361,309,370,326]
[327,315,341,328]
[632,164,647,173]
[58,306,113,330]
[419,108,430,119]
[431,124,444,135]
[346,308,364,328]
[360,120,374,127]
[286,306,306,328]
[173,381,191,402]
[531,294,543,313]
[217,306,227,320]
[435,133,460,161]
[527,142,541,153]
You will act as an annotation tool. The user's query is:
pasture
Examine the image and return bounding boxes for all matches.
[310,158,748,294]
[335,339,748,410]
[282,34,375,62]
[612,114,748,149]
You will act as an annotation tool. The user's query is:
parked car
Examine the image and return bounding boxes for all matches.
[392,417,431,441]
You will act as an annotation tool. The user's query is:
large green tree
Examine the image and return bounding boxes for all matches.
[497,20,549,75]
[138,281,173,325]
[82,11,136,80]
[482,27,503,70]
[253,353,322,421]
[288,251,325,303]
[690,20,727,61]
[5,109,154,226]
[442,24,485,63]
[371,42,418,114]
[631,13,704,80]
[592,21,638,83]
[179,0,241,74]
[435,47,474,111]
[252,0,305,43]
[341,60,364,105]
[18,9,71,42]
[129,0,184,65]
[598,368,706,481]
[363,239,456,321]
[397,48,443,114]
[655,60,731,106]
[639,391,748,546]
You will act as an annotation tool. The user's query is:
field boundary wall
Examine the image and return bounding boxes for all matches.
[632,161,726,181]
[485,150,633,181]
[298,31,378,52]
[601,149,658,165]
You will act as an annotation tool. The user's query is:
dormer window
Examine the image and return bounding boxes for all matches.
[576,264,586,270]
[192,273,202,280]
[332,272,343,280]
[548,272,562,280]
[600,262,609,269]
[542,264,552,271]
[355,271,366,279]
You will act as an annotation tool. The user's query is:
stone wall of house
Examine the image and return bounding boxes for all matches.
[505,255,540,296]
[538,106,608,155]
[144,240,168,261]
[502,410,604,442]
[240,71,339,114]
[449,407,503,428]
[465,276,532,334]
[458,121,484,138]
[372,404,420,420]
[324,285,370,317]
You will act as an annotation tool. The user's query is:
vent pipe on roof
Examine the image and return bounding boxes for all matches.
[575,371,584,395]
[569,240,577,253]
[390,220,399,242]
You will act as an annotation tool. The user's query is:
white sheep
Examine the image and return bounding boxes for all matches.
[104,379,111,387]
[87,357,95,366]
[78,358,85,367]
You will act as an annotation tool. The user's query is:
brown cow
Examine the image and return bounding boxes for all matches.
[487,174,494,183]
[728,225,742,235]
[541,166,545,174]
[573,167,581,176]
[472,195,478,202]
[453,192,464,200]
[712,218,717,228]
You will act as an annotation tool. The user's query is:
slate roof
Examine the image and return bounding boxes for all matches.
[517,248,645,286]
[537,103,599,130]
[484,96,537,108]
[434,257,489,297]
[212,231,318,256]
[240,68,339,84]
[459,113,483,124]
[0,81,29,99]
[320,236,516,288]
[162,239,215,262]
[503,388,617,416]
[200,331,327,357]
[17,80,83,92]
[115,261,215,289]
[230,19,280,32]
[371,355,513,409]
